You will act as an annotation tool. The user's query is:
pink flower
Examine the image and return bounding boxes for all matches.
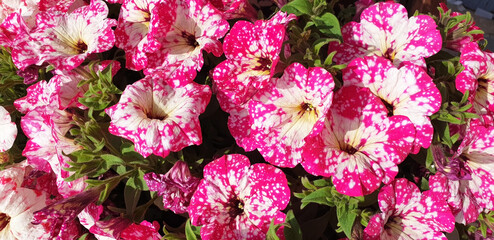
[213,11,296,105]
[20,105,86,197]
[330,1,441,67]
[0,106,17,152]
[144,161,200,214]
[32,185,103,239]
[114,0,174,71]
[456,42,494,125]
[248,62,334,168]
[120,221,161,240]
[364,179,455,240]
[144,0,229,87]
[12,0,116,72]
[302,86,415,196]
[353,0,374,21]
[105,75,211,158]
[430,120,494,224]
[188,154,290,240]
[344,56,441,153]
[208,0,257,21]
[0,161,51,240]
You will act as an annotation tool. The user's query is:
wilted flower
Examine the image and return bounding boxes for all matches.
[188,154,290,240]
[144,161,200,214]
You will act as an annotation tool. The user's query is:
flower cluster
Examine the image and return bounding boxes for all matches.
[0,0,492,239]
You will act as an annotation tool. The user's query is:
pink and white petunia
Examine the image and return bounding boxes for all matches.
[0,106,17,152]
[144,161,200,214]
[429,120,494,221]
[330,1,441,67]
[105,75,211,158]
[248,62,334,168]
[12,0,116,72]
[456,42,494,125]
[302,86,415,196]
[143,0,229,87]
[0,161,52,240]
[114,0,175,71]
[19,96,86,198]
[344,56,441,153]
[188,154,290,240]
[213,11,296,105]
[364,178,455,240]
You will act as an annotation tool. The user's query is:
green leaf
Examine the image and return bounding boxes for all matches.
[281,0,312,16]
[124,177,142,218]
[336,200,357,238]
[311,13,341,38]
[126,168,149,191]
[100,154,125,165]
[284,210,303,240]
[185,219,201,240]
[300,186,333,208]
[425,147,436,173]
[266,219,281,240]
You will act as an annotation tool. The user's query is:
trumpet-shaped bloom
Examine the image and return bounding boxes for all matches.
[144,161,200,214]
[0,162,52,240]
[248,63,334,168]
[302,86,415,196]
[0,106,17,152]
[456,42,494,124]
[114,0,174,71]
[105,75,211,158]
[21,105,86,198]
[12,0,116,72]
[213,11,296,105]
[144,0,229,87]
[330,2,441,67]
[364,179,455,240]
[344,56,441,153]
[188,154,290,240]
[429,120,494,223]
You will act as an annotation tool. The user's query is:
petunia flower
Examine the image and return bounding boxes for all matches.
[343,56,441,153]
[0,161,51,240]
[456,42,494,125]
[0,106,17,152]
[364,178,455,240]
[248,62,334,168]
[32,185,103,239]
[120,221,161,240]
[105,75,211,158]
[330,1,441,67]
[20,104,86,198]
[114,0,175,71]
[143,0,229,87]
[430,119,494,224]
[144,161,200,214]
[213,11,296,105]
[188,154,290,240]
[302,86,415,196]
[12,0,116,72]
